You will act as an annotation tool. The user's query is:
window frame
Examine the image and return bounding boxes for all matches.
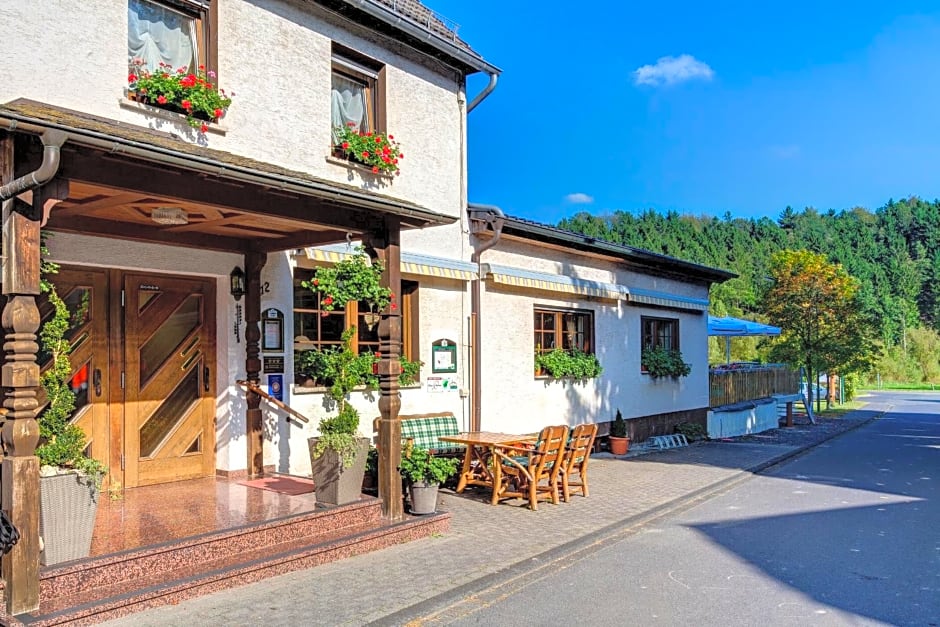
[534,307,595,355]
[640,315,680,372]
[330,44,386,151]
[293,268,418,362]
[128,0,217,74]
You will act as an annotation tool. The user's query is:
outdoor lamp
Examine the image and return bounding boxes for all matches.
[230,266,246,301]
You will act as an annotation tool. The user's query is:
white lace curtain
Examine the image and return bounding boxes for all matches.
[331,73,371,142]
[128,0,197,72]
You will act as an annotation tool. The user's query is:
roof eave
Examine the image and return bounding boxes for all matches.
[500,216,736,284]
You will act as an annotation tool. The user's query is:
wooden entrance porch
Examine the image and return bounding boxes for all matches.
[0,100,450,616]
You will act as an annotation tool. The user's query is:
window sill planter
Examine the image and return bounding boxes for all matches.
[120,97,228,135]
[326,151,395,178]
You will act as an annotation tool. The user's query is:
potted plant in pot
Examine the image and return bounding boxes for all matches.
[608,409,630,456]
[37,263,106,565]
[398,444,459,515]
[307,328,371,506]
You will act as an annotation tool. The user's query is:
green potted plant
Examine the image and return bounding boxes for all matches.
[641,346,691,379]
[294,348,330,387]
[535,347,603,379]
[334,122,403,175]
[302,246,395,315]
[36,257,106,565]
[608,409,630,455]
[128,59,232,132]
[307,328,371,506]
[398,444,459,515]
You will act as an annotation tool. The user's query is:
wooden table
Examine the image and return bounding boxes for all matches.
[439,432,537,505]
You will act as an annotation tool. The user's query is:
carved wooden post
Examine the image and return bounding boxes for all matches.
[369,219,403,520]
[244,251,267,478]
[1,135,43,615]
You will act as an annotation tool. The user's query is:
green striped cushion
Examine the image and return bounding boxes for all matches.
[401,414,463,455]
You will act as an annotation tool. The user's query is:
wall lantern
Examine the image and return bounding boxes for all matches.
[230,266,246,301]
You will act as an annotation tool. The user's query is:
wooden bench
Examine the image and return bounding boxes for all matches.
[373,412,464,456]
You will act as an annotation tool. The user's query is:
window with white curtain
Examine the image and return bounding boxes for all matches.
[128,0,205,72]
[330,51,381,144]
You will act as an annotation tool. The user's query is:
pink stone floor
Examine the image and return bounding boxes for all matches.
[90,476,319,556]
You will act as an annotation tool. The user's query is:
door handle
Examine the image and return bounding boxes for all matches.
[93,368,102,397]
[203,366,211,392]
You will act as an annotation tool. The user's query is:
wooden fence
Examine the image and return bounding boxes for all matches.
[709,366,799,408]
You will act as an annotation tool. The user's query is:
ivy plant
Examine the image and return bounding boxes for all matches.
[641,346,691,378]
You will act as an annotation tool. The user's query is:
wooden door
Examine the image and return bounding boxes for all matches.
[123,273,216,487]
[43,268,111,473]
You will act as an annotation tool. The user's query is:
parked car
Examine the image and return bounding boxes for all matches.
[801,382,829,402]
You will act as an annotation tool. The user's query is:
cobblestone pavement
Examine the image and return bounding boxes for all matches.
[102,407,880,627]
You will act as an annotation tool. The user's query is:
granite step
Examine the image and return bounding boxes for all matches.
[3,499,450,626]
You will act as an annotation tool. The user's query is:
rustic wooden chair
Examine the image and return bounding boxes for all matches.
[558,423,598,502]
[492,425,568,511]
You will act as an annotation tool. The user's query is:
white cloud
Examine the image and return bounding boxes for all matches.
[633,54,714,87]
[565,192,594,204]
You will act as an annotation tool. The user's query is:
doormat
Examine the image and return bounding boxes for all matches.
[238,476,316,496]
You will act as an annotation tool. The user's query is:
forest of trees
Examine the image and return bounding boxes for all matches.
[558,197,940,384]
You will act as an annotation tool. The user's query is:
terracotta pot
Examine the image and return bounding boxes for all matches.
[608,436,631,456]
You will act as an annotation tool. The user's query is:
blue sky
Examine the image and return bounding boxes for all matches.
[426,1,940,223]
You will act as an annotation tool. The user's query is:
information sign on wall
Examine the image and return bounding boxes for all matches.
[431,338,457,374]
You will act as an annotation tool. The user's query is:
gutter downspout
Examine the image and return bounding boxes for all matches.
[0,129,68,201]
[466,72,497,114]
[467,203,504,431]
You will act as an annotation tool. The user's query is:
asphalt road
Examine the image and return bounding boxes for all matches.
[441,391,940,626]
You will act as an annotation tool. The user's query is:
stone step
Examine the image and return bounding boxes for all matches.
[3,500,450,626]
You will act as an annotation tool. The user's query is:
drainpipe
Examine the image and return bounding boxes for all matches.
[467,203,505,431]
[0,129,68,201]
[467,72,498,114]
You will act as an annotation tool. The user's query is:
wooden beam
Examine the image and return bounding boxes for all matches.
[244,251,267,478]
[252,229,357,253]
[1,134,42,616]
[46,215,249,253]
[369,217,403,521]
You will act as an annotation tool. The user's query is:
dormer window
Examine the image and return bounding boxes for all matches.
[128,0,208,72]
[331,46,385,144]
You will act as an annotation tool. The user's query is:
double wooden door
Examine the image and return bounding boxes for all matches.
[51,267,216,488]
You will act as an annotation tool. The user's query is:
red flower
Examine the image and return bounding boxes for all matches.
[323,296,334,305]
[312,278,319,286]
[128,73,137,83]
[374,136,381,143]
[362,151,370,158]
[213,108,223,119]
[389,293,395,298]
[181,99,192,110]
[382,146,391,155]
[366,131,373,137]
[388,134,394,140]
[372,166,379,173]
[341,142,349,149]
[156,95,168,105]
[200,123,209,133]
[199,64,206,70]
[398,153,404,159]
[346,121,356,127]
[392,159,399,164]
[391,303,397,310]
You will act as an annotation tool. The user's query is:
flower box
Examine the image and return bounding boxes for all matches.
[127,60,232,133]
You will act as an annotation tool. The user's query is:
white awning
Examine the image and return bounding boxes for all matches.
[304,245,477,281]
[481,263,626,301]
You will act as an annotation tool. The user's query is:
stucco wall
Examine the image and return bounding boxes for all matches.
[478,240,711,435]
[0,0,464,218]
